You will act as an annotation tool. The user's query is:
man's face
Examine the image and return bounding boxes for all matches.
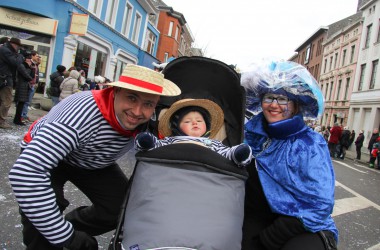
[32,53,39,63]
[114,88,159,130]
[179,111,207,137]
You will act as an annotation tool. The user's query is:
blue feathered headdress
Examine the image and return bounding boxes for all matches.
[241,60,324,119]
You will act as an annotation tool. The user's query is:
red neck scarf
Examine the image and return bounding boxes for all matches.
[92,88,140,137]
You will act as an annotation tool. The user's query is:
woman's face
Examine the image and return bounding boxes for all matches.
[261,93,297,123]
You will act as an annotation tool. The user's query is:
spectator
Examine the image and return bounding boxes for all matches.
[59,70,80,101]
[9,64,181,249]
[13,55,34,125]
[328,123,342,158]
[367,128,380,163]
[339,126,351,160]
[354,130,365,160]
[49,65,66,106]
[349,129,356,149]
[21,50,40,123]
[0,37,23,129]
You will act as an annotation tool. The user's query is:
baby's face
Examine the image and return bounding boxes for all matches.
[179,111,207,137]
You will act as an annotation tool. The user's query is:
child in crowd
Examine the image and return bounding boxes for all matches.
[369,142,379,168]
[135,99,252,167]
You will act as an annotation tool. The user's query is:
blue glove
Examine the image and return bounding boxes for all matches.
[232,143,252,167]
[135,132,157,151]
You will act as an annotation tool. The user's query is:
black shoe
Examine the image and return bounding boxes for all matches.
[13,120,26,126]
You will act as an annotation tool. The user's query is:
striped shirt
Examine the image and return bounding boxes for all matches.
[9,91,134,245]
[136,135,251,166]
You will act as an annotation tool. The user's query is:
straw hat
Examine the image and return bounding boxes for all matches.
[107,64,180,96]
[159,99,224,138]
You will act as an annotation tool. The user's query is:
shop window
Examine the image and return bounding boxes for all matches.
[74,41,107,79]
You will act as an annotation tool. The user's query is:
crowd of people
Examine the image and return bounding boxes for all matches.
[0,37,41,128]
[310,122,380,168]
[3,49,379,249]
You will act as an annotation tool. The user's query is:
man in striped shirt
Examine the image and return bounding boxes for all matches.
[9,65,181,249]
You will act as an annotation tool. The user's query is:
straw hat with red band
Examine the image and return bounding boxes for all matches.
[107,64,181,96]
[158,99,225,139]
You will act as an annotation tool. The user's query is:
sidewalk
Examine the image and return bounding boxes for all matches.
[5,92,49,127]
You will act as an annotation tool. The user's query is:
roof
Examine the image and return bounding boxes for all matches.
[294,27,328,52]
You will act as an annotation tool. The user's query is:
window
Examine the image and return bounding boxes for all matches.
[364,24,372,48]
[121,3,132,37]
[337,79,342,100]
[344,78,350,100]
[131,12,141,43]
[164,52,169,62]
[174,25,179,41]
[168,21,173,36]
[88,0,103,16]
[334,53,338,69]
[350,45,355,63]
[358,64,366,91]
[342,50,346,66]
[325,83,329,98]
[329,81,333,100]
[323,59,327,73]
[329,56,333,71]
[144,29,156,55]
[105,0,118,26]
[377,21,380,42]
[369,60,378,89]
[305,45,311,64]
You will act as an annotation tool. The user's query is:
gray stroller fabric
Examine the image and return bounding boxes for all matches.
[121,144,247,250]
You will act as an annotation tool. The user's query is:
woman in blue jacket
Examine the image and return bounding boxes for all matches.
[241,61,338,250]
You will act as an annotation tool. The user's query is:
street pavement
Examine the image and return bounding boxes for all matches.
[0,92,376,249]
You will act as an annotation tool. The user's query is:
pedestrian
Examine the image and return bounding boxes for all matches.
[8,64,181,249]
[367,128,380,163]
[339,126,351,160]
[49,65,66,106]
[321,125,330,142]
[328,122,342,158]
[241,60,337,250]
[349,129,356,149]
[0,37,23,129]
[59,69,80,101]
[21,50,40,123]
[135,98,252,167]
[13,53,34,125]
[369,143,379,169]
[354,130,365,160]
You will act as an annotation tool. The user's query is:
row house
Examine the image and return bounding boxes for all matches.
[291,27,327,82]
[0,0,160,93]
[153,0,201,64]
[348,0,380,143]
[320,12,363,127]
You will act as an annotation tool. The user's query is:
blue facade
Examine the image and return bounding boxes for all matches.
[0,0,160,83]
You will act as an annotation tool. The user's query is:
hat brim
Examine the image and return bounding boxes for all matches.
[158,99,224,138]
[106,78,180,96]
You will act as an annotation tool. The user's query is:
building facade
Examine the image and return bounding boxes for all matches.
[348,0,380,147]
[320,12,363,127]
[0,0,161,93]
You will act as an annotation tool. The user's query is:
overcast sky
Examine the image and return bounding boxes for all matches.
[162,0,359,70]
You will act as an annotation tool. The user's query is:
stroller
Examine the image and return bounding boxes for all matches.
[109,57,248,250]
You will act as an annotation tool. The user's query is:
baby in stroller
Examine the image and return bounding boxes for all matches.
[135,98,252,167]
[109,56,248,250]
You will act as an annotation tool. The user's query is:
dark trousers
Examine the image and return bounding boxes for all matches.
[14,101,25,123]
[20,161,128,249]
[356,146,362,160]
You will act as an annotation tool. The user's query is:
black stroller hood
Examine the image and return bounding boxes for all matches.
[160,56,246,146]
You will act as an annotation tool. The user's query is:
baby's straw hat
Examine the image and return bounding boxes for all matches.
[159,99,224,138]
[107,64,181,96]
